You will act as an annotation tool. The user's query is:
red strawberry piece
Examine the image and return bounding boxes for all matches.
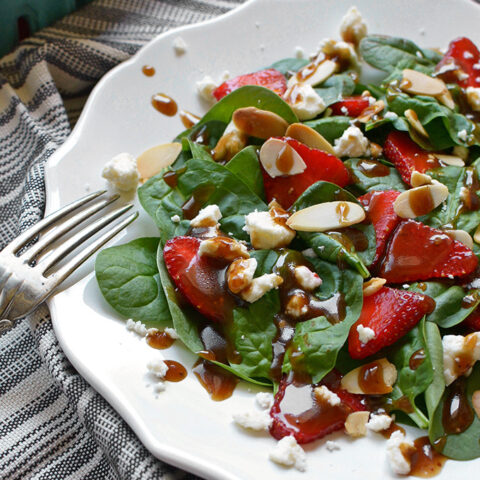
[379,220,478,283]
[163,236,235,322]
[348,286,436,359]
[330,96,371,117]
[464,308,480,331]
[262,137,350,209]
[359,190,401,267]
[383,131,439,186]
[212,68,287,101]
[269,370,366,444]
[435,37,480,88]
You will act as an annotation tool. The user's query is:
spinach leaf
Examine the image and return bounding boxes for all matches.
[410,282,480,328]
[188,139,213,162]
[424,321,445,422]
[314,74,356,107]
[360,35,436,74]
[304,116,351,144]
[292,181,376,278]
[225,145,264,198]
[268,57,309,76]
[175,120,227,151]
[429,365,480,460]
[95,238,172,328]
[282,258,363,382]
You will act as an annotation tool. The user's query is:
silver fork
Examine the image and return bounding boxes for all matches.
[0,190,137,333]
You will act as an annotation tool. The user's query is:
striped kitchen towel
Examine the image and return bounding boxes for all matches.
[0,1,242,479]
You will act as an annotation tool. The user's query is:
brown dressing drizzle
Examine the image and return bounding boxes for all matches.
[442,376,474,434]
[357,159,390,178]
[146,329,175,350]
[181,185,215,219]
[192,359,238,401]
[142,65,155,77]
[409,349,426,370]
[275,144,295,174]
[380,422,406,439]
[335,201,350,225]
[358,361,390,395]
[164,360,187,382]
[462,292,479,308]
[403,436,447,478]
[327,228,369,253]
[151,93,178,116]
[179,110,200,129]
[163,170,179,188]
[409,187,435,217]
[460,167,480,213]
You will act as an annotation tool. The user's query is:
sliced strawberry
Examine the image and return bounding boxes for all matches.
[383,131,439,185]
[262,137,350,209]
[270,370,366,444]
[330,96,371,117]
[163,236,235,322]
[379,220,478,283]
[359,190,401,267]
[348,286,435,359]
[435,37,480,88]
[212,69,287,101]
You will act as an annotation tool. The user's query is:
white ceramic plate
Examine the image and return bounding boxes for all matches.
[45,0,480,478]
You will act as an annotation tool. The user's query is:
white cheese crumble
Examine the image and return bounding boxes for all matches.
[102,152,140,192]
[314,385,341,406]
[326,440,341,452]
[294,266,322,291]
[126,319,148,337]
[295,46,305,59]
[474,62,480,70]
[464,51,474,59]
[232,409,272,431]
[442,333,480,385]
[172,36,187,54]
[171,214,181,223]
[199,237,249,259]
[386,431,413,475]
[333,125,370,158]
[256,392,274,410]
[227,257,257,292]
[340,106,349,115]
[196,75,218,103]
[190,204,222,228]
[458,129,469,142]
[164,327,179,340]
[285,83,326,121]
[269,436,307,472]
[339,6,367,45]
[366,413,392,432]
[241,273,283,303]
[243,210,295,249]
[147,358,168,379]
[356,324,376,345]
[384,111,398,120]
[466,87,480,112]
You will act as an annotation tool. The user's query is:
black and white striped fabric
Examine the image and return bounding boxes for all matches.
[0,1,242,479]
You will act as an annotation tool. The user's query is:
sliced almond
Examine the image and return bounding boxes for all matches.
[285,123,335,155]
[212,130,248,162]
[474,224,480,245]
[405,109,429,138]
[393,183,449,218]
[436,87,455,110]
[453,146,469,161]
[286,201,365,232]
[136,142,182,180]
[400,69,445,96]
[444,229,474,249]
[232,107,288,139]
[369,142,383,158]
[410,170,433,187]
[363,277,386,297]
[341,358,397,395]
[259,138,306,178]
[357,100,385,123]
[433,153,465,167]
[473,390,480,419]
[345,411,370,438]
[290,59,338,87]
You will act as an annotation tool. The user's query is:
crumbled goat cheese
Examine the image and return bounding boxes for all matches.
[315,385,341,406]
[339,6,367,45]
[367,413,393,432]
[386,431,413,475]
[256,392,274,410]
[243,210,295,249]
[368,95,376,106]
[196,75,218,102]
[326,441,341,452]
[126,319,148,337]
[241,274,283,303]
[102,152,139,192]
[356,324,376,345]
[458,129,469,142]
[164,327,179,340]
[340,106,349,115]
[285,84,326,120]
[294,266,322,291]
[269,436,307,472]
[286,294,309,318]
[384,111,398,120]
[147,358,169,379]
[443,333,480,385]
[464,51,474,59]
[295,46,305,59]
[227,257,257,292]
[190,204,222,227]
[171,214,181,223]
[172,36,187,54]
[466,87,480,112]
[199,237,249,259]
[474,62,480,70]
[232,409,272,431]
[333,125,370,158]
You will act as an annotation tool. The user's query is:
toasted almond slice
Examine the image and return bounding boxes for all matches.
[357,100,385,123]
[363,277,386,297]
[474,224,480,245]
[290,59,338,87]
[286,201,365,232]
[405,109,429,138]
[410,170,433,187]
[137,142,182,180]
[232,107,288,139]
[436,87,455,109]
[259,138,306,178]
[345,411,370,438]
[393,183,449,218]
[341,358,397,395]
[473,391,480,419]
[285,123,335,155]
[212,130,248,162]
[400,69,445,96]
[444,229,474,249]
[453,146,469,161]
[369,142,383,158]
[433,153,465,167]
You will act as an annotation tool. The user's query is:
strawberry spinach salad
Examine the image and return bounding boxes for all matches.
[96,9,480,475]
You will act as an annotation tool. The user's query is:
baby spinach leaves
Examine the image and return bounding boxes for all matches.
[314,74,356,108]
[268,57,309,76]
[225,145,264,198]
[304,116,351,144]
